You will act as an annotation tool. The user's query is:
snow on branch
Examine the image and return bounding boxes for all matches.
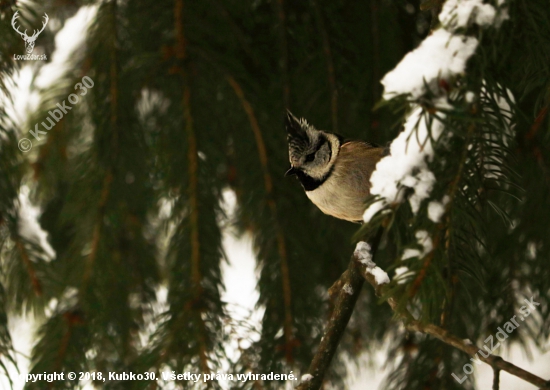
[17,185,56,260]
[354,241,390,285]
[364,108,445,222]
[35,5,98,89]
[401,230,434,260]
[381,29,478,100]
[363,0,509,224]
[381,0,509,101]
[440,0,509,31]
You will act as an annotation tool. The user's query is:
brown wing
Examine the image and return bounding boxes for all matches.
[337,141,386,191]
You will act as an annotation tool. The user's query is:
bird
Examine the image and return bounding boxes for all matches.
[285,110,387,223]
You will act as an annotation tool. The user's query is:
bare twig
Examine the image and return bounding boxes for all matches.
[298,230,550,389]
[296,230,383,390]
[406,322,549,389]
[295,260,364,390]
[359,258,550,389]
[493,368,500,390]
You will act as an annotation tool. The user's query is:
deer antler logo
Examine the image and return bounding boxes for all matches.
[11,11,49,54]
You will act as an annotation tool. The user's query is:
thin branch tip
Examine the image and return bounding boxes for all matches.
[299,227,549,389]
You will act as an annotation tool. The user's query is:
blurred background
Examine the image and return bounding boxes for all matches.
[0,0,549,389]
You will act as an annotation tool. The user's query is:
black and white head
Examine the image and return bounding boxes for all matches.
[285,111,341,181]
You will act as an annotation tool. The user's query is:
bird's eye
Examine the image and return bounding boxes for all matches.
[305,152,316,163]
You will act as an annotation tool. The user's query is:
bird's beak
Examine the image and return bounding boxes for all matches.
[285,166,297,177]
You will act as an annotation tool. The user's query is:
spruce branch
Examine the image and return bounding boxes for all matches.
[298,227,549,390]
[81,171,112,287]
[369,0,381,106]
[183,44,210,387]
[14,239,42,296]
[83,0,118,289]
[360,258,550,390]
[226,75,295,362]
[208,0,255,62]
[53,314,75,375]
[525,100,549,142]
[409,123,474,299]
[310,0,338,132]
[407,235,438,299]
[175,0,210,375]
[525,99,550,186]
[273,0,289,108]
[403,322,550,389]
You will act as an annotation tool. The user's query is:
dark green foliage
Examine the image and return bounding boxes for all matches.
[0,0,549,389]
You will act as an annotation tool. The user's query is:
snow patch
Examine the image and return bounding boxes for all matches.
[17,186,56,260]
[401,249,422,260]
[368,267,390,285]
[415,230,433,254]
[401,230,433,260]
[35,5,97,89]
[364,107,445,222]
[394,266,412,285]
[362,200,387,223]
[366,0,510,226]
[440,0,509,31]
[354,241,389,284]
[0,66,39,132]
[342,283,354,296]
[428,195,450,223]
[354,241,375,267]
[381,29,478,100]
